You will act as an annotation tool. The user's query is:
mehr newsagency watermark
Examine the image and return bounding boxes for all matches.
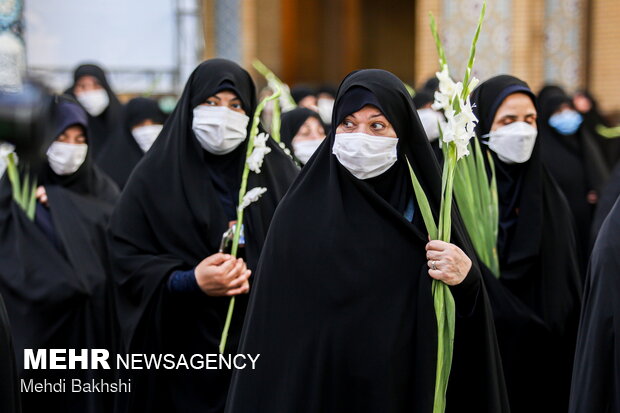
[20,349,260,394]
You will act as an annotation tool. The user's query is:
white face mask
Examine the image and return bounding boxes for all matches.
[332,132,398,180]
[292,138,324,164]
[132,124,163,153]
[192,106,249,155]
[46,142,88,175]
[317,98,335,124]
[417,108,444,142]
[76,89,110,117]
[483,121,538,164]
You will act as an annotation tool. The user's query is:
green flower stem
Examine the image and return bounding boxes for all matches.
[6,153,36,220]
[219,90,281,354]
[253,59,297,108]
[271,97,282,143]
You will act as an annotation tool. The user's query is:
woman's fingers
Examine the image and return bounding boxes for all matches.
[425,240,450,252]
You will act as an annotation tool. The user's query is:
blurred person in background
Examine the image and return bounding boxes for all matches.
[413,88,444,161]
[97,97,167,189]
[573,90,620,169]
[291,85,318,111]
[316,84,336,128]
[66,63,123,162]
[280,107,325,166]
[538,85,609,272]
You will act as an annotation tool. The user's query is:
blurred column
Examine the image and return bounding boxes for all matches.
[588,0,620,114]
[511,0,545,90]
[542,0,585,92]
[414,0,441,86]
[176,0,204,91]
[0,0,25,91]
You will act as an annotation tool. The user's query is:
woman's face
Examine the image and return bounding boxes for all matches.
[490,93,537,132]
[57,125,86,144]
[74,75,103,94]
[335,105,397,138]
[200,90,245,115]
[292,117,325,144]
[573,93,592,113]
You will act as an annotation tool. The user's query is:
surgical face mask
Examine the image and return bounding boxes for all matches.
[417,108,444,142]
[76,89,110,117]
[192,106,249,155]
[292,138,323,164]
[483,121,538,164]
[332,132,398,179]
[317,98,335,124]
[549,109,583,135]
[132,124,163,153]
[46,141,88,175]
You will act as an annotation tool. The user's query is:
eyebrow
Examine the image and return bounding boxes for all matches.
[209,96,221,101]
[369,113,384,119]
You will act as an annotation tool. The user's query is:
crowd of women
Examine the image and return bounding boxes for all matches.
[1,57,620,413]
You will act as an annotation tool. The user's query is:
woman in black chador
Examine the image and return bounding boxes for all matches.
[569,196,620,412]
[537,85,609,266]
[108,59,298,412]
[225,69,509,413]
[0,96,119,413]
[66,63,123,161]
[471,75,582,413]
[97,97,167,189]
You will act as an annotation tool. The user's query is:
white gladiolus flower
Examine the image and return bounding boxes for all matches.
[239,187,267,210]
[431,67,478,160]
[0,142,16,176]
[247,132,272,173]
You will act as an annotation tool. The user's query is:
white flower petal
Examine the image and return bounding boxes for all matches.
[239,187,268,210]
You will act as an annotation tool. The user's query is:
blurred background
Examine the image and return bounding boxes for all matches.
[1,0,619,120]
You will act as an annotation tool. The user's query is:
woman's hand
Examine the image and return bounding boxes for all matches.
[36,186,48,206]
[195,253,252,296]
[425,240,472,286]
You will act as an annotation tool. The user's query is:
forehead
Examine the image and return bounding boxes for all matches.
[348,104,385,118]
[76,75,100,85]
[495,93,536,116]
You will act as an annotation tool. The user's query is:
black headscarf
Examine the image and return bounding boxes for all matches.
[569,196,620,412]
[280,107,323,150]
[67,63,123,161]
[107,58,299,412]
[412,89,434,109]
[226,69,509,413]
[576,90,620,169]
[472,75,583,413]
[96,97,167,188]
[291,85,315,104]
[538,85,609,267]
[38,96,119,203]
[0,95,120,413]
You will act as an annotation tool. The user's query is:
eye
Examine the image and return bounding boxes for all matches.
[342,119,354,128]
[204,99,217,106]
[371,122,386,130]
[230,102,242,109]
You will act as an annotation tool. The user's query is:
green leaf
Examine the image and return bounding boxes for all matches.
[406,156,437,239]
[461,1,486,99]
[432,280,456,413]
[429,12,448,69]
